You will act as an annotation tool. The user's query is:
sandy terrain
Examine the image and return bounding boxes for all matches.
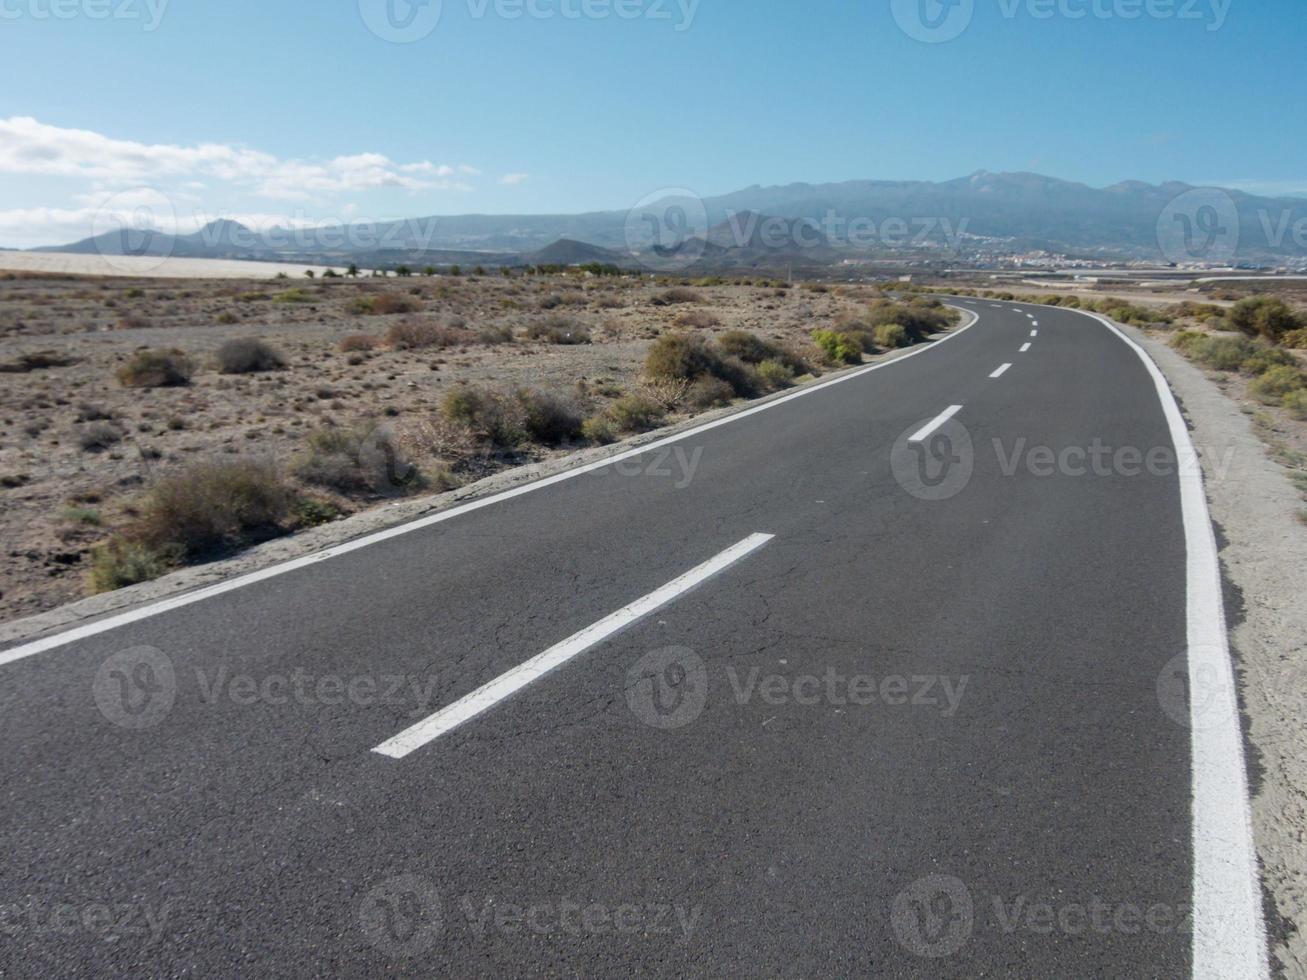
[0,252,338,280]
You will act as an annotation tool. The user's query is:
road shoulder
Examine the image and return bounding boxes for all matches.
[1127,322,1307,977]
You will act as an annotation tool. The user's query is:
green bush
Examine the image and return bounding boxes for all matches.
[644,333,718,381]
[717,330,775,363]
[866,297,955,342]
[116,349,193,388]
[1169,330,1205,354]
[1241,347,1298,376]
[581,414,618,444]
[1281,328,1307,349]
[215,338,287,374]
[607,394,665,433]
[756,359,795,389]
[1248,366,1307,405]
[873,323,909,349]
[441,386,523,448]
[88,539,174,593]
[811,329,862,365]
[1282,389,1307,420]
[1192,335,1254,371]
[1228,296,1303,343]
[272,288,313,304]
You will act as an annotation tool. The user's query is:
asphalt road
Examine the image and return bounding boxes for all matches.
[0,300,1262,976]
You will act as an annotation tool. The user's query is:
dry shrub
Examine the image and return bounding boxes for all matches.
[132,459,293,558]
[673,310,720,329]
[384,320,478,350]
[77,421,123,452]
[441,386,525,448]
[654,287,700,305]
[215,338,288,374]
[350,293,420,315]
[0,350,80,373]
[524,316,591,345]
[293,425,422,495]
[117,349,193,387]
[339,333,381,352]
[515,389,584,445]
[539,292,587,310]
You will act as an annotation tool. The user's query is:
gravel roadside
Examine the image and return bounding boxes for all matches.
[1129,323,1307,978]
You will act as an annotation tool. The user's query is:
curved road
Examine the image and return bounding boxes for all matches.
[0,300,1267,977]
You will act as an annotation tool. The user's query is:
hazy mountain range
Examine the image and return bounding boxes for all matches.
[34,172,1307,270]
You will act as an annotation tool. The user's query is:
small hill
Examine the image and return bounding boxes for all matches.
[525,238,625,266]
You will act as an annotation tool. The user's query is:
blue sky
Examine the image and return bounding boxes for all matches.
[0,0,1300,246]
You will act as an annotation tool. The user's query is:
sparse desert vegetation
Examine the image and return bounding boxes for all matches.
[0,269,956,619]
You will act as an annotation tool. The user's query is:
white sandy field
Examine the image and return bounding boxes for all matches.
[0,251,338,279]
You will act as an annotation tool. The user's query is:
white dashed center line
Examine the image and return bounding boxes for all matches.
[1019,343,1032,352]
[990,363,1012,379]
[372,533,776,758]
[909,405,964,443]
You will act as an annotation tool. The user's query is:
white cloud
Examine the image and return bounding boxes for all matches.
[0,116,478,200]
[499,172,529,185]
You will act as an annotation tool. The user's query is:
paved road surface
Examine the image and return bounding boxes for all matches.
[0,300,1267,977]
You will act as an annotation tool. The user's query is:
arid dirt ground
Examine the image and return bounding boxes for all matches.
[0,270,890,622]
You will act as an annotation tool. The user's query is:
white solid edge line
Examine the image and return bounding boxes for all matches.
[0,308,981,668]
[990,363,1012,378]
[373,532,775,758]
[1077,308,1268,980]
[908,405,963,443]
